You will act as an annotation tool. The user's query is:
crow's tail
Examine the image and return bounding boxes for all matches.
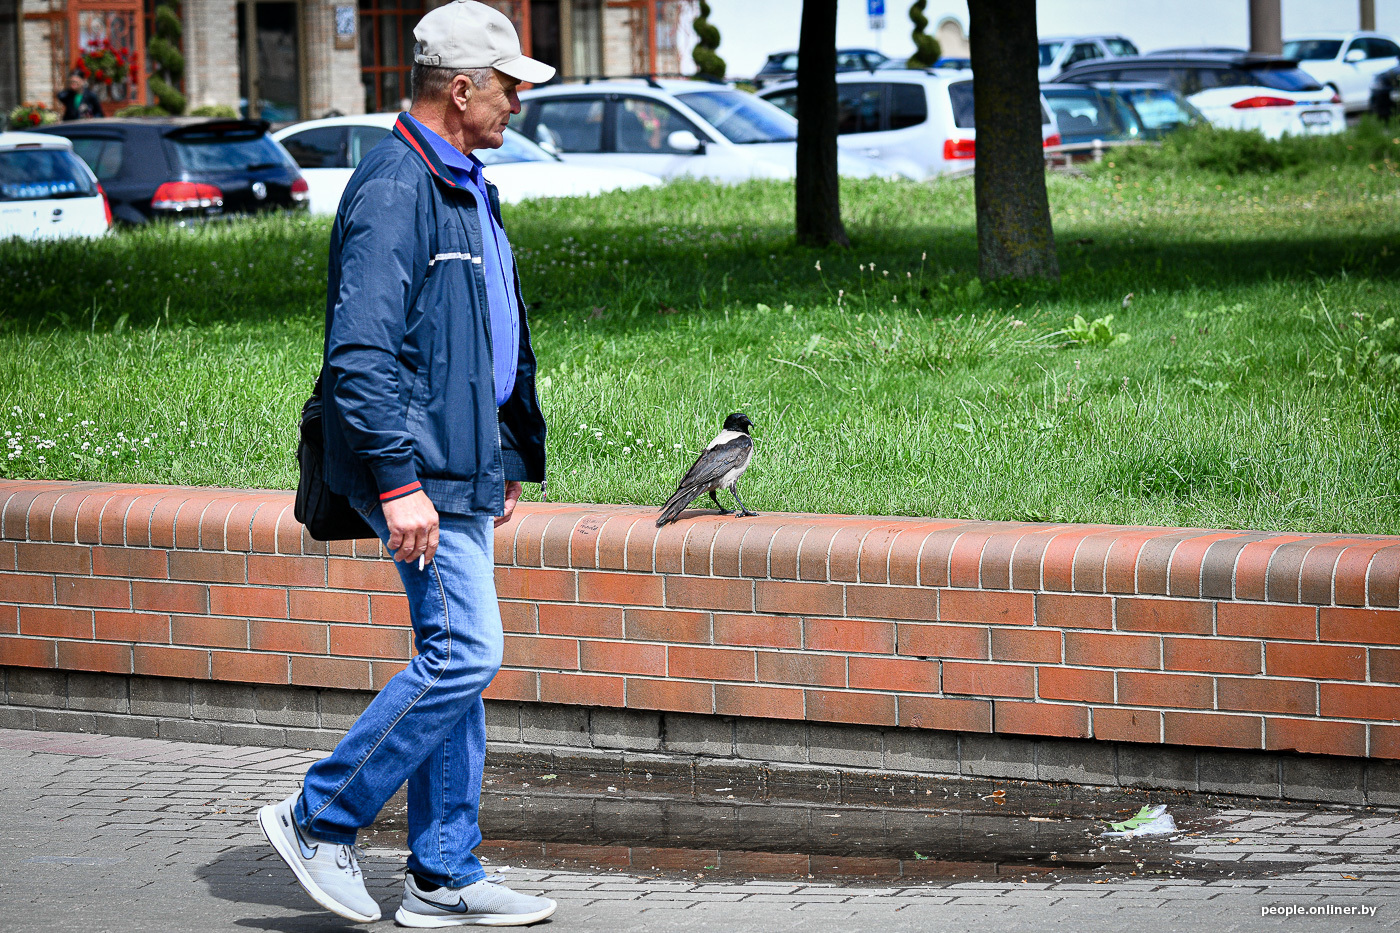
[657,484,702,526]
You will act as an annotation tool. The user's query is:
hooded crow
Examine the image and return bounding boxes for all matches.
[657,413,758,527]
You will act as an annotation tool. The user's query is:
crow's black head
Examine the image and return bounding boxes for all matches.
[723,412,753,434]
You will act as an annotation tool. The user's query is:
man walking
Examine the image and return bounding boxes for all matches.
[257,1,554,925]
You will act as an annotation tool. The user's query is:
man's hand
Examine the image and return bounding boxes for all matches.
[382,490,439,565]
[496,481,523,528]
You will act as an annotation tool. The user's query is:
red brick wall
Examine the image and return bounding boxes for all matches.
[3,480,1399,759]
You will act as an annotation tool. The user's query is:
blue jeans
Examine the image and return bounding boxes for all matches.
[295,507,503,889]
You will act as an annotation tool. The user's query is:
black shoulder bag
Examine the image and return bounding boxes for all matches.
[294,373,377,541]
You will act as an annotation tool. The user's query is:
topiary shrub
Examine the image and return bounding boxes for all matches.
[691,0,725,82]
[147,4,186,115]
[907,0,941,69]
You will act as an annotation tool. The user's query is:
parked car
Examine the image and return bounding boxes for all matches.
[1038,35,1140,81]
[37,118,308,224]
[1058,52,1345,138]
[0,131,109,240]
[515,79,907,183]
[1282,33,1400,113]
[273,114,661,215]
[1373,62,1400,121]
[754,48,890,88]
[760,71,1060,180]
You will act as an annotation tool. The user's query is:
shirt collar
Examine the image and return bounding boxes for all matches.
[403,113,484,183]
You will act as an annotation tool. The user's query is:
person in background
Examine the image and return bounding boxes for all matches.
[57,71,103,121]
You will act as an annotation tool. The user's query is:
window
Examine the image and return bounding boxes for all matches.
[614,98,701,153]
[763,90,798,118]
[1282,39,1342,61]
[1363,38,1400,60]
[281,127,349,169]
[1123,88,1199,132]
[948,80,975,128]
[168,130,295,173]
[475,130,551,165]
[67,137,124,180]
[837,83,882,134]
[888,83,927,129]
[836,51,870,71]
[675,90,795,143]
[1038,42,1064,68]
[1242,66,1323,91]
[349,126,390,167]
[359,0,425,114]
[1065,43,1104,66]
[1043,90,1127,140]
[1114,67,1172,85]
[1104,38,1138,57]
[532,98,605,153]
[0,149,96,201]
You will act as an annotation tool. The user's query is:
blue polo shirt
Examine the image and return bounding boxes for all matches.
[404,114,519,406]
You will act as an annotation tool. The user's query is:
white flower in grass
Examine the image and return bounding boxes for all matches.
[673,444,682,449]
[622,447,631,454]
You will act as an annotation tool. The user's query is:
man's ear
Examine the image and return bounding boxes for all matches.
[450,73,475,111]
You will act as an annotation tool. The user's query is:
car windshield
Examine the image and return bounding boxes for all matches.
[1120,87,1201,131]
[1039,42,1064,67]
[1281,39,1343,61]
[0,148,96,201]
[476,129,554,165]
[169,129,296,173]
[1105,38,1138,56]
[674,89,797,143]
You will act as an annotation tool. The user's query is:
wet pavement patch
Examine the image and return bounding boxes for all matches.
[358,758,1340,885]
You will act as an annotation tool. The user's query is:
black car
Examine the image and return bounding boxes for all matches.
[36,118,308,225]
[754,48,890,87]
[1056,51,1324,100]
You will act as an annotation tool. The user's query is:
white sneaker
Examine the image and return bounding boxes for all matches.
[257,792,381,923]
[395,872,557,927]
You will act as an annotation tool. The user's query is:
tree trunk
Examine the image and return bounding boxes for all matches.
[969,0,1058,281]
[795,0,849,248]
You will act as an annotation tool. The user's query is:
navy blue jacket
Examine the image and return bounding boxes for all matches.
[322,115,546,515]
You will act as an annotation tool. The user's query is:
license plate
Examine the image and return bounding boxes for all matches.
[1300,110,1331,126]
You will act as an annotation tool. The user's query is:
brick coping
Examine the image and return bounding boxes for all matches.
[2,480,1399,763]
[3,479,1399,605]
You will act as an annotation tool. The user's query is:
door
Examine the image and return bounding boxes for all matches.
[278,125,349,214]
[238,1,301,121]
[608,96,711,178]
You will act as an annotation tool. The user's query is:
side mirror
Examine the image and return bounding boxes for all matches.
[1345,48,1366,64]
[667,129,705,153]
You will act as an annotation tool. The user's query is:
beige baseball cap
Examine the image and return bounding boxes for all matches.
[413,0,556,85]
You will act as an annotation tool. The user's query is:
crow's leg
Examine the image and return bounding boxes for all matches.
[708,490,733,514]
[730,483,758,518]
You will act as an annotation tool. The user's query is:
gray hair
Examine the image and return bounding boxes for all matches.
[410,59,495,103]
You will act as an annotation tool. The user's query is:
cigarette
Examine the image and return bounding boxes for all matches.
[418,554,425,571]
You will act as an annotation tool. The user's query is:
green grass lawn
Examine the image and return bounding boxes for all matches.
[3,124,1400,533]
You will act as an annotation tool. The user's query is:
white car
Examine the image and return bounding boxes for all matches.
[1038,35,1140,81]
[760,71,1061,180]
[1283,33,1400,113]
[515,79,909,183]
[272,114,661,215]
[0,132,110,240]
[1059,54,1345,139]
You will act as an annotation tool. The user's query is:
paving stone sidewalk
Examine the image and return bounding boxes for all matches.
[0,728,1395,932]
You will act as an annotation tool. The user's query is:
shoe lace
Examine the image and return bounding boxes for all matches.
[336,842,367,877]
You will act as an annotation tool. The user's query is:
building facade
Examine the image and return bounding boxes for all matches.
[6,0,692,121]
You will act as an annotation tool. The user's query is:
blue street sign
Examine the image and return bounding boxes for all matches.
[868,0,885,15]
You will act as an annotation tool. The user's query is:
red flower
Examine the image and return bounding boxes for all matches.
[29,112,40,124]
